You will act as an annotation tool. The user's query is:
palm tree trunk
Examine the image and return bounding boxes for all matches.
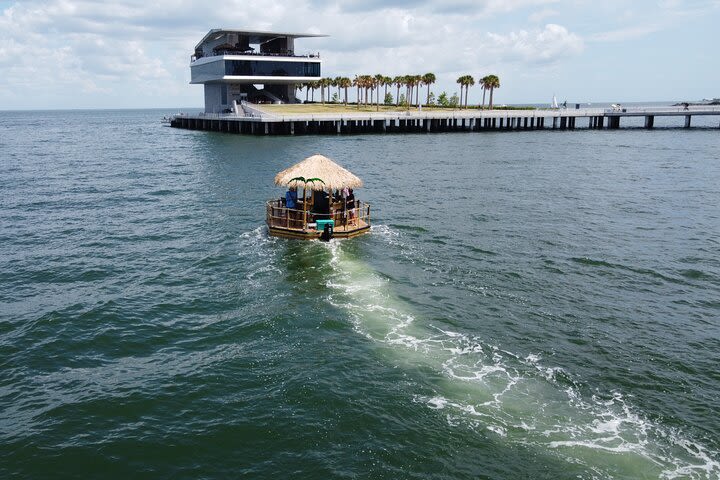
[489,88,494,110]
[344,87,348,105]
[481,88,486,109]
[396,85,400,106]
[426,84,431,106]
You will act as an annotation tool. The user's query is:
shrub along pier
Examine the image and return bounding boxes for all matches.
[170,106,720,135]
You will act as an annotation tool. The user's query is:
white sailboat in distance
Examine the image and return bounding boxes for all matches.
[551,94,559,109]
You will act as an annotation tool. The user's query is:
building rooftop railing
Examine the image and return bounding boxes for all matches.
[191,50,320,62]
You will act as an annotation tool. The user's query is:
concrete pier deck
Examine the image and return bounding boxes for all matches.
[170,105,720,135]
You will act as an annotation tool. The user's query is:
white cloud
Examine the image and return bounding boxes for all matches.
[0,0,583,108]
[589,24,663,42]
[484,24,583,64]
[529,8,559,22]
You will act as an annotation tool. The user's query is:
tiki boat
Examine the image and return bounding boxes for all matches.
[266,154,371,240]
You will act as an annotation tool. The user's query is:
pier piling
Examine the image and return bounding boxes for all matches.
[170,106,720,136]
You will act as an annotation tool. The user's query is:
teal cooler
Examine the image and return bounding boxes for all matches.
[316,219,334,231]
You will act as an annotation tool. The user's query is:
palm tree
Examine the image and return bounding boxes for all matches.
[339,77,352,105]
[374,74,384,111]
[456,76,466,108]
[353,75,360,107]
[480,76,489,109]
[358,75,368,105]
[334,76,342,101]
[464,75,475,108]
[393,76,404,106]
[413,75,422,106]
[422,72,436,106]
[320,78,333,103]
[485,74,500,109]
[407,75,417,107]
[364,75,373,105]
[455,75,475,108]
[403,75,412,107]
[382,76,392,102]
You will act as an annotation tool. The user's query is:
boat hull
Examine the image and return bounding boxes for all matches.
[267,223,370,240]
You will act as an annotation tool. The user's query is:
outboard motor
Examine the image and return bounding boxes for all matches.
[320,222,334,242]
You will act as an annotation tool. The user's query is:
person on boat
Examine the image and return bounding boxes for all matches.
[312,189,330,220]
[346,188,356,225]
[285,186,298,209]
[285,187,298,228]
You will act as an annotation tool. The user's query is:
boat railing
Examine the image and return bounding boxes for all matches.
[266,199,370,231]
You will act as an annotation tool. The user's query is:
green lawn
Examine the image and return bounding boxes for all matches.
[257,103,537,114]
[258,103,460,114]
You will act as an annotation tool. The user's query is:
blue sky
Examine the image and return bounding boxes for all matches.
[0,0,718,109]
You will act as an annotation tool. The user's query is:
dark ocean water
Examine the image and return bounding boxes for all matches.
[1,109,719,479]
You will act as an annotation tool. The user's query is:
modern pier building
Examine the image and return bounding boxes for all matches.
[191,29,326,112]
[173,28,720,134]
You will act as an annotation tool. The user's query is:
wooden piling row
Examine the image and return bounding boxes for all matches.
[169,111,716,135]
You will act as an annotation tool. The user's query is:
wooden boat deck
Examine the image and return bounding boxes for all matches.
[266,199,371,240]
[268,219,370,240]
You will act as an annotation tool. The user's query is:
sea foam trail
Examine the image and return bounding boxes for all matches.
[323,233,720,479]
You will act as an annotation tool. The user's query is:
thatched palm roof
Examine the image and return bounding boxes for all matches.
[274,154,363,191]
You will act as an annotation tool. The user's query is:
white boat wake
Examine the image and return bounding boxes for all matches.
[322,234,719,479]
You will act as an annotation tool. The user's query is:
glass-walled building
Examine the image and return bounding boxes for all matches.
[190,29,325,113]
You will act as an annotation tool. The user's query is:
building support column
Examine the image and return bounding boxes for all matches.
[552,117,557,129]
[644,115,655,129]
[684,115,691,128]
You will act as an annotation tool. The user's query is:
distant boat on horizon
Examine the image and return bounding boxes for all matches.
[551,95,559,109]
